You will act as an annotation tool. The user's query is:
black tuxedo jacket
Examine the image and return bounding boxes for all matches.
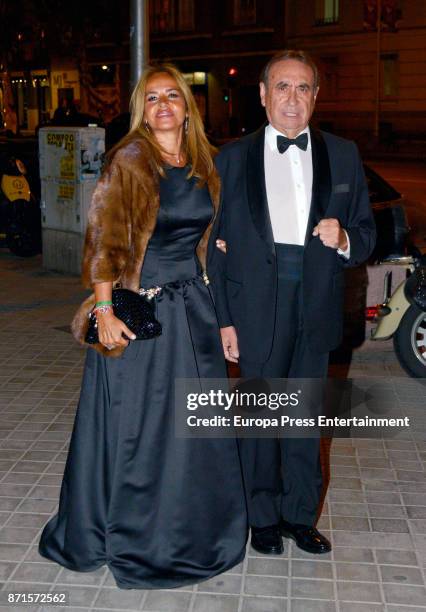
[207,125,376,364]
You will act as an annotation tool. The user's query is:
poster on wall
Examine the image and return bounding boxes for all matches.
[80,131,105,179]
[40,128,105,184]
[43,131,76,181]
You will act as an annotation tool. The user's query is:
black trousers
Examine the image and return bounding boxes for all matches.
[239,243,329,528]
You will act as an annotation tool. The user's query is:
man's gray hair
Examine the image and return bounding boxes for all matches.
[260,50,320,90]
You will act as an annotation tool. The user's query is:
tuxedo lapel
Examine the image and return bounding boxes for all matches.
[247,126,275,253]
[304,127,331,246]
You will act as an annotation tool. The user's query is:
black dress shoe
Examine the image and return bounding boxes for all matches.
[280,519,331,554]
[251,525,284,555]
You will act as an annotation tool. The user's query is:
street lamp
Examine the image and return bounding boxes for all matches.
[374,0,382,140]
[130,0,149,91]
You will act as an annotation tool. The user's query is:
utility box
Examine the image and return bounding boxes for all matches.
[38,126,105,274]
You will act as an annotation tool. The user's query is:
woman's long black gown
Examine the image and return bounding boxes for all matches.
[38,166,247,589]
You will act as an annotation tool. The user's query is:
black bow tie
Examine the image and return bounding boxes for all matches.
[277,133,308,153]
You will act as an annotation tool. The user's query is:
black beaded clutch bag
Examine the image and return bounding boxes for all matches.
[85,288,162,344]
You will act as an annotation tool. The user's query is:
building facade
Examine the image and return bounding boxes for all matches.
[148,0,286,138]
[2,0,426,146]
[147,0,426,144]
[285,0,426,146]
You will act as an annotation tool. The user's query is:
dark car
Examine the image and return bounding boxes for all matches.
[364,164,414,261]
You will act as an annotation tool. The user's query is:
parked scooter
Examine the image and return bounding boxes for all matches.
[0,156,41,257]
[368,254,426,378]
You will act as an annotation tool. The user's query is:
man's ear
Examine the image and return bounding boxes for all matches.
[259,82,266,108]
[313,86,319,101]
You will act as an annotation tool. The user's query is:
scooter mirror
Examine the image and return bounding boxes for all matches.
[15,159,27,174]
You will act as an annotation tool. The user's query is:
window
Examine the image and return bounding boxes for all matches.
[150,0,194,33]
[363,0,401,32]
[381,54,398,98]
[10,73,30,129]
[381,0,401,32]
[150,0,175,33]
[90,65,116,87]
[233,0,256,26]
[178,0,194,31]
[315,0,339,25]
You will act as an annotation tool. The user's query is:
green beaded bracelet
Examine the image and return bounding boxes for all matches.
[95,300,113,307]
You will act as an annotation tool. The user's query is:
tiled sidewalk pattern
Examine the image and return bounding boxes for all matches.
[0,254,425,612]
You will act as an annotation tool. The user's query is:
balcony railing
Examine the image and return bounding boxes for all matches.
[314,16,339,26]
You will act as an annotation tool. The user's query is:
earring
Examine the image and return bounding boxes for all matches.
[184,116,189,134]
[144,119,150,132]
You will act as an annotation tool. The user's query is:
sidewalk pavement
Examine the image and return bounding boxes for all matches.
[0,252,425,612]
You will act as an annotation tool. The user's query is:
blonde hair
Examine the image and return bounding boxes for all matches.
[108,63,216,185]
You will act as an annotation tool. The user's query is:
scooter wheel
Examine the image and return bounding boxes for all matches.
[393,304,426,377]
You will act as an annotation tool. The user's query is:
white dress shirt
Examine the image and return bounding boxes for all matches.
[264,123,312,245]
[264,123,350,256]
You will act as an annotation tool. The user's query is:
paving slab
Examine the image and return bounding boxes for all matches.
[0,252,425,611]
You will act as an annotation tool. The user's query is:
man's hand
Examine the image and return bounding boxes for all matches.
[216,239,227,254]
[312,218,348,250]
[220,326,239,363]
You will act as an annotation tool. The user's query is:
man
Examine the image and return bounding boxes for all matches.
[209,50,376,555]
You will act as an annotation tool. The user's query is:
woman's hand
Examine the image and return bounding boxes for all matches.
[96,310,136,350]
[93,281,136,351]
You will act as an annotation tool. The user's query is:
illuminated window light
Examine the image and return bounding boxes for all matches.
[193,72,206,85]
[183,73,194,85]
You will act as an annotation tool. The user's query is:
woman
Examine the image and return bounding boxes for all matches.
[38,64,247,589]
